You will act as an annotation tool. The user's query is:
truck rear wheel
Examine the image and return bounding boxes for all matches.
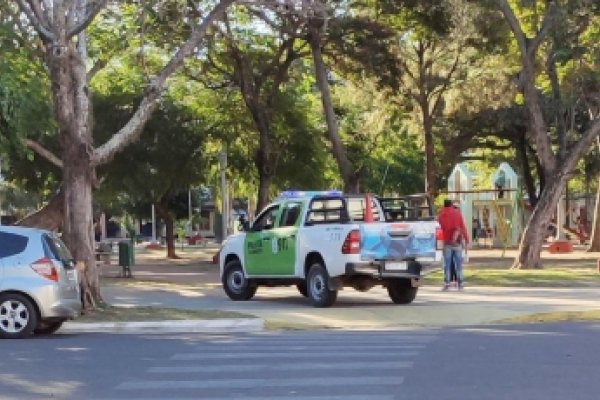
[222,260,257,301]
[307,263,337,307]
[387,279,418,304]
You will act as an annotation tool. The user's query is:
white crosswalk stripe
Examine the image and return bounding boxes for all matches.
[116,376,404,390]
[95,396,395,400]
[172,350,420,360]
[109,330,438,399]
[148,360,413,373]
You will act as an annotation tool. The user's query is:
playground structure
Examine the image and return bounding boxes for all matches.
[445,162,523,249]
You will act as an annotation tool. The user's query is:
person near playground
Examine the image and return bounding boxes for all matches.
[437,199,469,290]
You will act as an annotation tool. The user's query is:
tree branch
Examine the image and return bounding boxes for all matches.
[527,5,556,58]
[16,0,54,42]
[87,58,107,82]
[67,0,109,39]
[266,39,297,107]
[564,118,600,175]
[495,0,528,56]
[430,53,461,115]
[25,0,49,27]
[92,0,237,167]
[22,138,63,169]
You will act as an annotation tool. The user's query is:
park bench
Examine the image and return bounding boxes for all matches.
[95,242,113,265]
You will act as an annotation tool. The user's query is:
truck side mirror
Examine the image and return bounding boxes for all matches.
[238,215,250,232]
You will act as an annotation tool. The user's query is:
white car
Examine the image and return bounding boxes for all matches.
[220,191,441,307]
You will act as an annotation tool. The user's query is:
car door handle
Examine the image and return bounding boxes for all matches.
[289,235,296,239]
[262,237,270,241]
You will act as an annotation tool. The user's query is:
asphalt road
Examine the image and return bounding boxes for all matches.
[2,322,600,400]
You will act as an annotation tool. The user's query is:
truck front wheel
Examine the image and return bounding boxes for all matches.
[296,282,308,297]
[222,260,257,301]
[307,263,337,307]
[387,279,418,304]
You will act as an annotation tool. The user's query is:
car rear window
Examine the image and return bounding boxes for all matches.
[0,232,29,258]
[42,234,73,262]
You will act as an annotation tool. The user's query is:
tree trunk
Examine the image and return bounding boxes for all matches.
[45,26,98,310]
[513,172,568,269]
[17,189,64,230]
[517,133,537,208]
[63,148,98,308]
[155,202,177,259]
[164,215,176,259]
[496,0,600,267]
[251,107,274,212]
[587,179,600,252]
[422,108,435,196]
[308,27,358,193]
[587,139,600,251]
[256,171,272,213]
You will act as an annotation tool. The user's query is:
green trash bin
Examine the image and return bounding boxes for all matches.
[118,241,133,277]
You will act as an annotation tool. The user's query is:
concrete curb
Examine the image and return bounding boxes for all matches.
[61,318,264,334]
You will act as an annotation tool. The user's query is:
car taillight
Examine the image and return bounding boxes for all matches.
[342,229,361,254]
[436,227,444,250]
[31,257,58,282]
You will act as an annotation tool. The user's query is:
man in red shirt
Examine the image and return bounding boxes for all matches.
[437,199,469,290]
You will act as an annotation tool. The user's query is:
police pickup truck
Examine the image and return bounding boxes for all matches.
[219,191,441,307]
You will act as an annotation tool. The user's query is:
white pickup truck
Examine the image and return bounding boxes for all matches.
[219,190,441,307]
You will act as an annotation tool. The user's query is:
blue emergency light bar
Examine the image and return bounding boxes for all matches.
[277,190,343,199]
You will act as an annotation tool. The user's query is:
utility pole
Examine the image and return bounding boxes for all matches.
[0,161,3,226]
[219,147,228,242]
[151,204,157,244]
[188,189,193,231]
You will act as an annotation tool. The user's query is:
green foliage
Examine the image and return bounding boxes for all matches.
[333,78,423,194]
[0,16,59,202]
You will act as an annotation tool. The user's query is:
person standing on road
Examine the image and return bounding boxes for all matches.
[437,199,469,291]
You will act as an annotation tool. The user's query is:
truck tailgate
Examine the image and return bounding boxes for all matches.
[359,222,437,261]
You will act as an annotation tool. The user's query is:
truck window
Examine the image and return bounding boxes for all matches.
[251,205,280,231]
[280,202,303,227]
[380,195,434,222]
[346,197,381,222]
[305,198,348,225]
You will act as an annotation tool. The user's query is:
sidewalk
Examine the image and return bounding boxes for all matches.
[63,244,600,334]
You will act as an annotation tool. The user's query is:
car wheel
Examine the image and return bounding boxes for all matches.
[296,282,308,297]
[0,293,38,339]
[387,279,418,304]
[307,263,337,308]
[222,260,257,301]
[34,321,64,335]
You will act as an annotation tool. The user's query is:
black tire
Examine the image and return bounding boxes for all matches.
[0,293,38,339]
[222,260,257,301]
[296,282,308,297]
[34,320,64,335]
[307,263,337,308]
[387,279,418,304]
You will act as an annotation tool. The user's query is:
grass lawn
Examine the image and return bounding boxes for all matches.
[500,309,600,324]
[77,304,254,323]
[424,266,600,287]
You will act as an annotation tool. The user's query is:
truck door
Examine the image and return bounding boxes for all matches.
[244,205,280,275]
[269,200,303,275]
[245,201,303,276]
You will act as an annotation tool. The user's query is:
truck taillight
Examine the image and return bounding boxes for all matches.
[436,227,444,250]
[342,230,361,254]
[31,257,58,281]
